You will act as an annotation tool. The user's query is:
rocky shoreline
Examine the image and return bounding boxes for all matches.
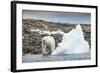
[22,19,91,54]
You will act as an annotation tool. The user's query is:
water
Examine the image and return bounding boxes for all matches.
[22,52,90,63]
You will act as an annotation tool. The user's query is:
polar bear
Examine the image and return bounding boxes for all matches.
[42,36,55,55]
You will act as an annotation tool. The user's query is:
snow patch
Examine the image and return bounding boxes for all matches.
[31,28,64,35]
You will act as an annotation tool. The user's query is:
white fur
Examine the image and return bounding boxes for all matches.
[42,36,55,54]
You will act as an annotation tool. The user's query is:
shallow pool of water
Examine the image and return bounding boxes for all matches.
[22,52,91,63]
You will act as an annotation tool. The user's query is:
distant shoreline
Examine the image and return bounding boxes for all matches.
[23,19,91,25]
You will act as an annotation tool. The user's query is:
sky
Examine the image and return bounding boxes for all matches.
[23,10,91,24]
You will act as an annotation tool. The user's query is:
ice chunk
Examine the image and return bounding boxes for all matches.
[51,24,89,55]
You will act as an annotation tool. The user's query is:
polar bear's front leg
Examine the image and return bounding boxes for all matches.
[42,41,48,55]
[42,44,46,54]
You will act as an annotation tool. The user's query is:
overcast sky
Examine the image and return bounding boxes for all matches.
[23,10,91,24]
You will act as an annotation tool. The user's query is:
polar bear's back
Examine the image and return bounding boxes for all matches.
[42,36,55,44]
